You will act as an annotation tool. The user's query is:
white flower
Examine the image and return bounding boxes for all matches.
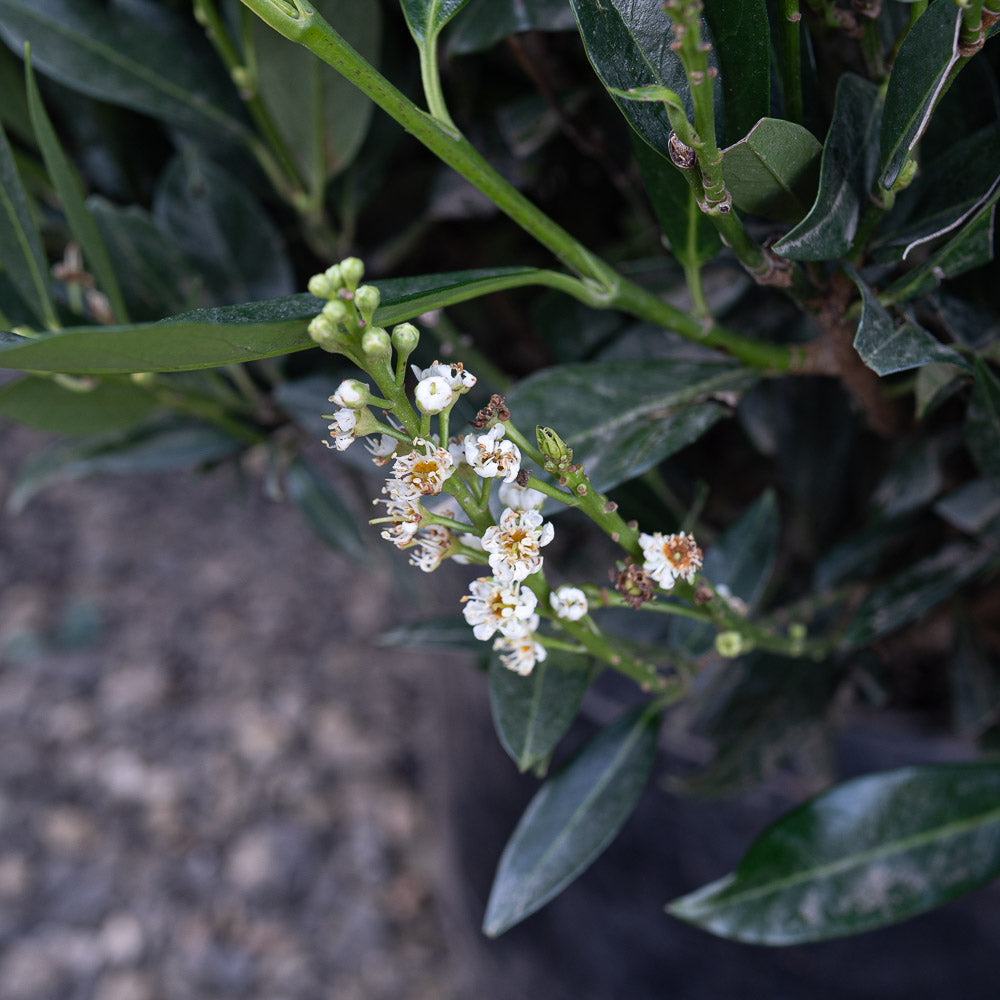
[481,507,554,582]
[493,634,547,676]
[324,408,357,451]
[329,379,368,408]
[411,360,477,392]
[366,434,398,466]
[498,481,546,510]
[414,376,454,414]
[371,479,423,548]
[451,532,485,565]
[638,530,703,589]
[550,585,588,621]
[461,577,538,641]
[409,525,453,572]
[465,424,521,483]
[392,438,453,496]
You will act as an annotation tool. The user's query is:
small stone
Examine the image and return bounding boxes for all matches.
[100,912,145,965]
[93,970,154,1000]
[0,853,29,897]
[0,939,62,999]
[39,806,97,853]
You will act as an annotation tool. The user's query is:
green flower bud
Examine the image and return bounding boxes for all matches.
[354,285,380,326]
[537,426,574,470]
[339,257,364,292]
[308,272,335,299]
[322,299,350,326]
[391,322,420,359]
[714,631,744,659]
[308,314,344,352]
[892,155,919,193]
[361,325,392,362]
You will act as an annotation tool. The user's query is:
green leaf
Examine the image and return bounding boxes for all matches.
[842,541,994,649]
[879,0,962,189]
[670,763,1000,944]
[772,74,881,261]
[631,131,720,268]
[0,267,546,374]
[253,0,380,188]
[23,47,128,323]
[847,268,967,376]
[951,618,1000,738]
[965,358,1000,481]
[508,359,757,494]
[0,118,54,327]
[570,0,715,159]
[283,456,367,560]
[6,419,243,513]
[0,34,32,143]
[702,0,769,144]
[934,478,1000,534]
[489,648,594,774]
[448,0,576,54]
[721,118,821,223]
[379,614,482,653]
[482,702,660,936]
[0,374,158,435]
[881,191,1000,304]
[153,149,294,305]
[0,0,248,139]
[400,0,473,44]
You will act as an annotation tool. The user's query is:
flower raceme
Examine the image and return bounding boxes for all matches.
[481,507,554,583]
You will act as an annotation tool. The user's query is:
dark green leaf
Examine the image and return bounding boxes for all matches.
[702,0,769,144]
[879,0,962,188]
[284,456,367,560]
[721,118,821,223]
[571,0,716,159]
[0,374,158,434]
[0,118,53,327]
[842,541,994,649]
[6,419,243,513]
[508,359,757,494]
[400,0,473,44]
[632,131,720,268]
[0,267,546,374]
[670,763,1000,944]
[0,0,248,139]
[153,149,294,305]
[934,478,1000,534]
[871,439,945,518]
[847,268,966,375]
[951,618,1000,738]
[254,0,379,187]
[489,647,594,774]
[24,48,128,323]
[483,702,660,936]
[448,0,576,54]
[773,74,881,261]
[379,613,482,653]
[0,35,32,143]
[965,358,1000,481]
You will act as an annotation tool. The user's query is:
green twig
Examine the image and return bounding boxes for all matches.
[777,0,804,123]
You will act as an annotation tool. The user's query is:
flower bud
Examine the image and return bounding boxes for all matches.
[361,325,392,362]
[308,314,342,351]
[339,257,364,291]
[414,375,455,414]
[322,299,349,325]
[537,426,574,471]
[329,379,370,409]
[715,630,748,659]
[391,322,420,360]
[354,285,380,326]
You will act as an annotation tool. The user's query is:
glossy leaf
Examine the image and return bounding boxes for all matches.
[632,132,720,268]
[0,41,31,143]
[773,74,881,261]
[702,0,769,144]
[483,703,660,937]
[448,0,577,54]
[153,149,294,306]
[379,614,483,653]
[879,0,962,188]
[401,0,473,43]
[0,267,546,374]
[284,456,367,560]
[670,763,1000,944]
[6,419,243,513]
[842,541,994,649]
[0,118,53,326]
[507,358,757,494]
[721,118,821,223]
[0,374,158,435]
[253,0,379,187]
[847,269,966,375]
[24,49,128,323]
[571,0,714,159]
[489,648,594,774]
[965,358,1000,482]
[0,0,249,139]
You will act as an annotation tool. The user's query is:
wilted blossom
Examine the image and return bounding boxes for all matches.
[493,633,547,676]
[465,424,521,483]
[549,585,588,621]
[372,478,423,548]
[461,577,538,641]
[638,531,703,589]
[481,507,554,583]
[408,525,453,572]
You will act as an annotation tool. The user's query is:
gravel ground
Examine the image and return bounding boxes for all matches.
[0,427,463,1000]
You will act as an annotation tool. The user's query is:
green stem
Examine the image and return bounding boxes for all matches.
[777,0,804,124]
[417,31,457,130]
[238,0,798,372]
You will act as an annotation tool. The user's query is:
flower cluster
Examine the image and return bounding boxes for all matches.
[638,531,703,588]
